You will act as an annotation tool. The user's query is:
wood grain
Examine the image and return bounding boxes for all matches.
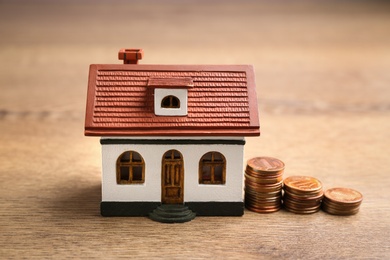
[1,1,389,259]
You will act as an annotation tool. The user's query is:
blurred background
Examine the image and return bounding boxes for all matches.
[1,0,389,117]
[1,0,389,258]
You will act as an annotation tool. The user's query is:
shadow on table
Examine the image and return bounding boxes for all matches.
[45,181,102,218]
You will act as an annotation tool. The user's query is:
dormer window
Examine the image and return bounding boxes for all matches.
[161,95,180,108]
[148,77,193,116]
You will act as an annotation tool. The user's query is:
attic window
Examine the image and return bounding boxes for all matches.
[148,77,193,116]
[161,95,180,108]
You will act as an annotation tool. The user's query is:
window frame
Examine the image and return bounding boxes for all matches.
[199,152,226,185]
[154,88,188,116]
[116,151,145,184]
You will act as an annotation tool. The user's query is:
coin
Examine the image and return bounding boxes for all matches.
[244,157,285,214]
[284,189,324,201]
[283,175,323,214]
[246,157,285,174]
[283,205,321,214]
[283,176,323,194]
[245,205,281,213]
[321,205,360,216]
[245,173,283,184]
[324,187,363,205]
[322,187,363,215]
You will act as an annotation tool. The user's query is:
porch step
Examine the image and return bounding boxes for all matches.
[149,204,196,223]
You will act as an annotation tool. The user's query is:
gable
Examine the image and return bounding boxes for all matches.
[85,64,260,136]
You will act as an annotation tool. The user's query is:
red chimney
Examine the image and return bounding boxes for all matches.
[118,48,144,64]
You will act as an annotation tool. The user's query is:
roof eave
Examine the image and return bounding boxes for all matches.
[84,127,260,137]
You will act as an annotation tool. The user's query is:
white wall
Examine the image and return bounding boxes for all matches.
[101,140,245,203]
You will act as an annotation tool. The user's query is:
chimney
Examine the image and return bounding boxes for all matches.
[118,48,144,64]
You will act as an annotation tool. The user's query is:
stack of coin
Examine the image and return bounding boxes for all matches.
[244,157,285,213]
[283,176,323,214]
[322,187,363,215]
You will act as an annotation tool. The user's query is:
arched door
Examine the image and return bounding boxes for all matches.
[161,150,184,204]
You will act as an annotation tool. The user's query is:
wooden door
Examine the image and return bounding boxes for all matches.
[161,150,184,204]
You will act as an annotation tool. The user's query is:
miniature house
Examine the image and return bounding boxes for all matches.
[85,49,260,222]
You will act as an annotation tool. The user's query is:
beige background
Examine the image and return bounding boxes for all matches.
[1,1,389,259]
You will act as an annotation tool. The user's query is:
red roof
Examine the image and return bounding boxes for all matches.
[85,64,260,136]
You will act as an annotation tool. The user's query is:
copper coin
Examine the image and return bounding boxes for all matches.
[245,183,282,193]
[245,168,284,178]
[283,185,323,197]
[283,176,323,194]
[322,199,361,209]
[245,187,282,196]
[245,173,283,184]
[321,200,361,213]
[245,179,283,188]
[245,194,282,203]
[284,205,321,214]
[245,198,281,206]
[245,200,281,208]
[246,171,283,181]
[246,205,281,213]
[322,204,360,216]
[246,157,285,173]
[283,200,321,210]
[324,187,363,205]
[245,199,282,207]
[246,203,281,210]
[283,189,324,201]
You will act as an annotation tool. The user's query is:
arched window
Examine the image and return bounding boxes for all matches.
[116,151,145,184]
[199,152,226,184]
[161,95,180,108]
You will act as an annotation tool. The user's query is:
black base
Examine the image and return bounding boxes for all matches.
[101,202,160,216]
[101,201,244,217]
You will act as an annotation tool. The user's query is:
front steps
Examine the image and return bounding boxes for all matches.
[149,204,196,223]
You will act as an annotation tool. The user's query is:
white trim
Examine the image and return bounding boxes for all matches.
[154,88,188,116]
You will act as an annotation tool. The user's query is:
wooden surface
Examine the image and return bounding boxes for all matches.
[1,1,389,259]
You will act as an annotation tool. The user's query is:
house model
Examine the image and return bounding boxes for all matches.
[84,49,260,222]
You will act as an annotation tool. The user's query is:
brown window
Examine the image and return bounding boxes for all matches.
[199,152,226,184]
[116,151,145,184]
[161,95,180,108]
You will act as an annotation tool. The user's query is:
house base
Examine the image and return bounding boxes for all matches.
[101,201,244,217]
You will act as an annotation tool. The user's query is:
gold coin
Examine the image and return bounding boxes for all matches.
[283,176,323,194]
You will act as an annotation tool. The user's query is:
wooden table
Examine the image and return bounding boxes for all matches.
[1,1,389,258]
